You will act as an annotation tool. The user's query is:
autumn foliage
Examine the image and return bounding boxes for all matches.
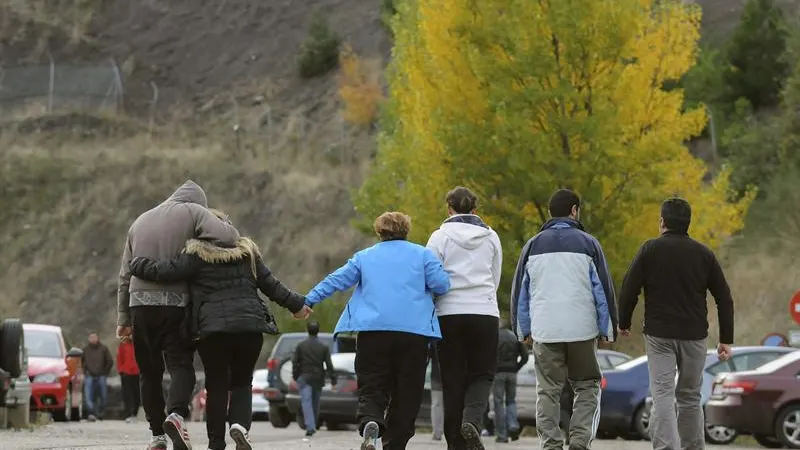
[355,0,753,309]
[338,44,384,126]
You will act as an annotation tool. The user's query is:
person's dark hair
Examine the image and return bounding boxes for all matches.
[446,186,479,215]
[373,212,412,241]
[661,197,691,233]
[548,189,581,218]
[307,321,320,336]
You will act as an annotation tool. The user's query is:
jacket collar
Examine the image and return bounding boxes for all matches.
[540,217,585,232]
[443,214,489,229]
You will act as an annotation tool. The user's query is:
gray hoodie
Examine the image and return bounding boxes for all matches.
[116,180,240,326]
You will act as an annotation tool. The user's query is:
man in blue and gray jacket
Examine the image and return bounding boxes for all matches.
[510,189,617,450]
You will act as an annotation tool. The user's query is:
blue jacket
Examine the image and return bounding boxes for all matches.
[305,240,451,339]
[510,219,618,343]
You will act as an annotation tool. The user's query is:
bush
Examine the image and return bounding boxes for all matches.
[297,12,342,78]
[381,0,397,32]
[337,44,384,127]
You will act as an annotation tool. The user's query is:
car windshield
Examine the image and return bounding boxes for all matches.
[24,329,63,358]
[754,351,800,373]
[331,353,356,373]
[613,355,647,371]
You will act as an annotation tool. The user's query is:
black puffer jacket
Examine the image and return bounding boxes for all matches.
[129,237,305,340]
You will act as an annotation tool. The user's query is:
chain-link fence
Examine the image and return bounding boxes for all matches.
[0,58,123,119]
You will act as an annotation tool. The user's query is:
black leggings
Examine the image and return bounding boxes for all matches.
[197,333,263,450]
[437,314,499,450]
[355,331,429,450]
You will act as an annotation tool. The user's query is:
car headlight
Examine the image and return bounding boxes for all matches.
[33,373,59,383]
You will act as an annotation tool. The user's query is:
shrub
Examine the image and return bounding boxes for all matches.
[337,44,384,127]
[297,11,342,78]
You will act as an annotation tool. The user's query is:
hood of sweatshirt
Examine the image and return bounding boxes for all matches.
[440,214,493,250]
[166,180,208,207]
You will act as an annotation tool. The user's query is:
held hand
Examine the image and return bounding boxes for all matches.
[717,343,732,361]
[523,336,533,347]
[293,305,313,320]
[619,327,631,337]
[116,326,133,340]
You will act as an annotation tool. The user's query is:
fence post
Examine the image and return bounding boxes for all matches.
[47,53,55,113]
[148,81,159,139]
[110,59,124,115]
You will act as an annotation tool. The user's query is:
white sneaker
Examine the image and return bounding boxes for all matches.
[147,435,168,450]
[229,424,253,450]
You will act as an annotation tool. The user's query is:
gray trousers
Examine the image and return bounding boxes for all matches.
[533,339,601,450]
[645,335,706,450]
[431,389,444,439]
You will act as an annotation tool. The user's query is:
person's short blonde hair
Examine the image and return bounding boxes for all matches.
[373,212,412,241]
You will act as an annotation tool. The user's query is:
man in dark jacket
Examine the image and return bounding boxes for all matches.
[618,198,734,450]
[293,321,337,438]
[82,332,113,421]
[117,180,240,450]
[493,319,529,443]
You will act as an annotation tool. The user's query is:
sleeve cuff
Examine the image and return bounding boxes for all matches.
[117,312,131,327]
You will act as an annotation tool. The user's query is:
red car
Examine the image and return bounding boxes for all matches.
[24,324,84,421]
[706,350,800,449]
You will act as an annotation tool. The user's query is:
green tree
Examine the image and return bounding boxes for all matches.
[297,11,342,78]
[722,0,789,109]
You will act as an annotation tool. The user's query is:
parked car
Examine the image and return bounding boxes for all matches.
[264,332,356,428]
[706,350,800,449]
[283,352,433,430]
[23,324,84,421]
[640,346,795,444]
[597,354,651,440]
[513,349,633,430]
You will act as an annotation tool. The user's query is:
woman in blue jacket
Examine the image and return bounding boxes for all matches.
[305,212,450,450]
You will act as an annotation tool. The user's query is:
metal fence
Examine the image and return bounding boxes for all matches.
[0,58,123,118]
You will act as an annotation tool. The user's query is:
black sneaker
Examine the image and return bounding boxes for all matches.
[460,423,485,450]
[495,437,509,443]
[361,421,379,450]
[509,428,520,441]
[305,430,315,437]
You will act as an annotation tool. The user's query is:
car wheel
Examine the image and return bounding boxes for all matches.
[633,404,651,441]
[296,411,306,430]
[705,423,738,445]
[268,404,292,428]
[754,434,784,449]
[776,405,800,449]
[0,319,24,378]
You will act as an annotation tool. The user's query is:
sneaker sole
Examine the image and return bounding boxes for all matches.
[461,423,485,450]
[163,420,192,450]
[230,427,253,450]
[361,422,379,450]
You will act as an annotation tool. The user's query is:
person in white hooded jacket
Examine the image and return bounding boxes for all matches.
[426,186,502,450]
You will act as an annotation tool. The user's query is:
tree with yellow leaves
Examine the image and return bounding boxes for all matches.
[338,44,384,127]
[356,0,753,312]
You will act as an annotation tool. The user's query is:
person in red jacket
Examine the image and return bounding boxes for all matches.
[117,339,141,423]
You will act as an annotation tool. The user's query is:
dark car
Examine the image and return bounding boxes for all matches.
[264,332,356,428]
[284,352,433,430]
[597,354,651,440]
[706,350,800,449]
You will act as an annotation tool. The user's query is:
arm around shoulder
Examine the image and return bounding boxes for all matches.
[189,204,240,245]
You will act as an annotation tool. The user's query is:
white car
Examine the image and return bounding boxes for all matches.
[252,369,270,421]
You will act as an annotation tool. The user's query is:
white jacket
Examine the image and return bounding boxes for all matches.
[426,215,502,317]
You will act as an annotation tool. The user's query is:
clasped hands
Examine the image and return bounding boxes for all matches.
[293,304,313,320]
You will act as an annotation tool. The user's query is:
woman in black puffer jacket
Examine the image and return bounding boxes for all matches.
[129,211,310,450]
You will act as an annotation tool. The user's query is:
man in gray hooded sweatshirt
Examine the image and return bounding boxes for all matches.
[117,180,240,450]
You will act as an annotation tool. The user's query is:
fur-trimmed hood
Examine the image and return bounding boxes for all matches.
[184,237,262,277]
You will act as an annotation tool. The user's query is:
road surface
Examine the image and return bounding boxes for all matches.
[0,420,756,450]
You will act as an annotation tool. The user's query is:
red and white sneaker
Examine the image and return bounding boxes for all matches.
[163,413,192,450]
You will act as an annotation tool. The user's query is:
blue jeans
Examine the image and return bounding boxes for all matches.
[84,375,108,417]
[493,372,519,440]
[297,377,322,432]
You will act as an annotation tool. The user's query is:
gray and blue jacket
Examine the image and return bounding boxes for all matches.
[510,218,618,343]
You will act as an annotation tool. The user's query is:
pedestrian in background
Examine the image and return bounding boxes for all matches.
[493,318,529,443]
[293,321,337,439]
[618,197,734,450]
[82,332,113,422]
[510,189,617,450]
[130,209,310,450]
[426,187,503,450]
[430,345,444,441]
[304,211,450,450]
[116,338,141,423]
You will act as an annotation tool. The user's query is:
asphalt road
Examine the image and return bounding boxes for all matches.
[0,420,757,450]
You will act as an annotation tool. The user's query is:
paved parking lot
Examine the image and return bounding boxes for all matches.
[0,420,757,450]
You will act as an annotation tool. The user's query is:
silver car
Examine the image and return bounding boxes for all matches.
[251,369,270,421]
